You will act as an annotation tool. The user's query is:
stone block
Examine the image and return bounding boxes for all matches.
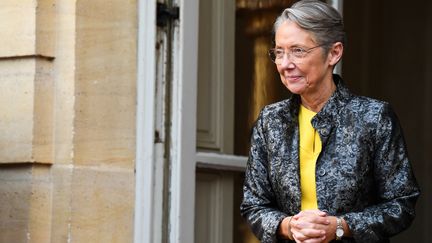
[0,57,55,164]
[49,0,76,165]
[49,164,73,242]
[0,164,52,242]
[70,166,135,242]
[73,0,137,169]
[35,0,56,57]
[33,59,55,163]
[0,165,32,242]
[28,164,52,242]
[0,0,55,58]
[0,59,36,162]
[0,0,37,57]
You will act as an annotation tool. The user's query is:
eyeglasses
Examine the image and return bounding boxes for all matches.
[268,45,324,65]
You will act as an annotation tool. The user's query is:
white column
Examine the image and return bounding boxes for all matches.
[169,0,199,242]
[134,0,158,242]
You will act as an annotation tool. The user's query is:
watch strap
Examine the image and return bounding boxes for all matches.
[335,217,344,240]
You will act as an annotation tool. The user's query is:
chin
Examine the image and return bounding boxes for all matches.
[284,83,305,95]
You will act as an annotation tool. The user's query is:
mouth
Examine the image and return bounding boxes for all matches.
[285,75,303,82]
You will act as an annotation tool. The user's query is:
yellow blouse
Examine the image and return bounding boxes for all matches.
[299,105,322,210]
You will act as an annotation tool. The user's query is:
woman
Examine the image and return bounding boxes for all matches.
[240,1,420,243]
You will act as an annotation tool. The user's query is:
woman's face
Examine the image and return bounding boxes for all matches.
[274,20,336,96]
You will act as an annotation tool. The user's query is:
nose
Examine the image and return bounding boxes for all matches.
[279,53,296,68]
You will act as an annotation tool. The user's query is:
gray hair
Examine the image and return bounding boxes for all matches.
[273,0,346,52]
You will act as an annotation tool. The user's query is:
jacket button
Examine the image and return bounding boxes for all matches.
[318,169,326,176]
[321,129,330,136]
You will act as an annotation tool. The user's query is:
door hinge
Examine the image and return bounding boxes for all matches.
[157,2,180,27]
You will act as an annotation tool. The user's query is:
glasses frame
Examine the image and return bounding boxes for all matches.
[268,44,325,65]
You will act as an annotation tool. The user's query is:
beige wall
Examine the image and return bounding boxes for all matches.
[0,0,137,242]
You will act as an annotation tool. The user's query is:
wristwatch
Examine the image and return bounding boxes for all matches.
[335,217,344,240]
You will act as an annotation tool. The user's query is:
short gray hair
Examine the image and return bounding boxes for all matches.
[273,0,346,52]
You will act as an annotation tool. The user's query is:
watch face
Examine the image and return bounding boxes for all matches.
[336,228,344,237]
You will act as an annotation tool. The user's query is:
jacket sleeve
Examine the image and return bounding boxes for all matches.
[342,103,420,242]
[240,110,288,243]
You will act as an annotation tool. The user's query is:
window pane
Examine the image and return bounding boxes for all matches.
[234,2,294,156]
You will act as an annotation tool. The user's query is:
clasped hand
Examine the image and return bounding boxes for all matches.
[286,210,337,243]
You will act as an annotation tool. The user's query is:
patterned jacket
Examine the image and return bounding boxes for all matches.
[240,75,420,243]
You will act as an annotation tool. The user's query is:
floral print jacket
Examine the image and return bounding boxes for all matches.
[240,75,420,243]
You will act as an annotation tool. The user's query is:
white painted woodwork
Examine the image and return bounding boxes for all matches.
[195,172,234,243]
[134,0,158,242]
[196,152,247,171]
[194,0,238,241]
[196,0,235,153]
[169,0,199,242]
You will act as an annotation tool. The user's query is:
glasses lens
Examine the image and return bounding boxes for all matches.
[268,47,313,65]
[268,49,277,63]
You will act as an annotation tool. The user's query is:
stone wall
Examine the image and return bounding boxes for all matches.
[0,0,137,242]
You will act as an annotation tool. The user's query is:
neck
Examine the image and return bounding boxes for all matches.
[301,77,336,112]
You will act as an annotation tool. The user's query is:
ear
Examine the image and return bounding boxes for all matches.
[328,42,343,66]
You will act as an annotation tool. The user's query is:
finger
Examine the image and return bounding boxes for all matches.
[311,215,330,225]
[316,211,327,217]
[299,209,327,217]
[293,212,331,225]
[303,236,326,243]
[294,214,330,225]
[293,213,302,220]
[292,232,326,243]
[294,209,327,218]
[292,230,308,242]
[298,228,326,238]
[292,222,330,237]
[291,223,326,238]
